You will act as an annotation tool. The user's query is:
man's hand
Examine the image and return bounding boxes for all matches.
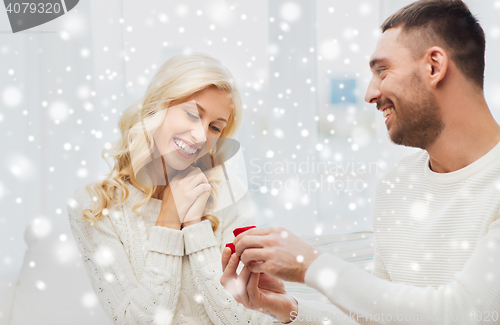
[220,247,298,324]
[233,227,322,283]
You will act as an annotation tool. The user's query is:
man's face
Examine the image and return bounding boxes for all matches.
[365,27,444,149]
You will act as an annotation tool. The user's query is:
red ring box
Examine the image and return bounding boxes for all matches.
[225,226,256,254]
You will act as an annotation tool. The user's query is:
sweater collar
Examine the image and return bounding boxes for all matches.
[123,181,163,216]
[424,140,500,184]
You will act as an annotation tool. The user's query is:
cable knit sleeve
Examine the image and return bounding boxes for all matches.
[181,189,273,324]
[67,188,184,325]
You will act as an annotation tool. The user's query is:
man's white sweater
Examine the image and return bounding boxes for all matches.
[68,179,273,325]
[288,141,500,324]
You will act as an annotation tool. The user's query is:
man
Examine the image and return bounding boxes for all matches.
[220,0,500,324]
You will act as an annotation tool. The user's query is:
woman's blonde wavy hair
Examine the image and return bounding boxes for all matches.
[83,53,243,232]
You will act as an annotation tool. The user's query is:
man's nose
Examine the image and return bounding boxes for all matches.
[364,78,382,104]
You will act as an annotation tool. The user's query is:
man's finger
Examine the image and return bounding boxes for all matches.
[234,236,266,256]
[246,260,266,274]
[240,248,268,265]
[221,247,232,271]
[234,226,277,245]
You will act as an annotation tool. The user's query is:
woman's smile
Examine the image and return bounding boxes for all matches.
[173,137,201,158]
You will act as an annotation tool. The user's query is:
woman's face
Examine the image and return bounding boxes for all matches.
[153,86,233,173]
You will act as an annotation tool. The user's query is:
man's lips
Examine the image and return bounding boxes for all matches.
[378,104,393,112]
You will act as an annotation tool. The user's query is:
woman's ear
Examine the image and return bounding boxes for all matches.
[426,46,448,89]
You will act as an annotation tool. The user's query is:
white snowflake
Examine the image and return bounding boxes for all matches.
[316,268,337,289]
[280,2,301,22]
[36,280,47,291]
[95,246,116,267]
[49,101,69,122]
[2,86,22,107]
[82,291,98,308]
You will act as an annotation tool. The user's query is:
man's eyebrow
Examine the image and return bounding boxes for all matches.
[195,103,228,122]
[369,58,388,69]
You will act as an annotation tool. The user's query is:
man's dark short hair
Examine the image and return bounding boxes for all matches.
[381,0,485,88]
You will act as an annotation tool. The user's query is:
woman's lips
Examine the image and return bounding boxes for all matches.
[173,138,198,158]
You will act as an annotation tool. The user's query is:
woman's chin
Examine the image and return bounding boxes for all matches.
[166,157,195,172]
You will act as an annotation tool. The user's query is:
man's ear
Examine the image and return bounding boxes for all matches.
[425,46,448,89]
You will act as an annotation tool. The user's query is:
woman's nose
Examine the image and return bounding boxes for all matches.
[191,120,207,146]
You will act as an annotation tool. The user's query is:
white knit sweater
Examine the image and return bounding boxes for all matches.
[287,141,500,325]
[67,179,273,325]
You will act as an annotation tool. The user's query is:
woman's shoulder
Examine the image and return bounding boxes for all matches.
[68,179,135,211]
[67,183,97,213]
[66,181,116,220]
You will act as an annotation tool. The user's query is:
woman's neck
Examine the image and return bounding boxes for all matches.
[151,185,166,200]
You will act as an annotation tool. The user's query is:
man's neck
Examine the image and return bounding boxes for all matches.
[426,106,500,173]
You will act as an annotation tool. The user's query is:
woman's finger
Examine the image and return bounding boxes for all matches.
[221,247,232,271]
[220,253,239,283]
[247,272,260,304]
[184,167,203,180]
[171,167,198,187]
[236,265,252,305]
[187,171,209,189]
[220,254,244,303]
[189,183,211,198]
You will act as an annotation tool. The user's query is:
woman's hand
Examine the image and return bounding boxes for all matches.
[221,247,286,294]
[183,185,211,225]
[220,247,297,324]
[169,166,211,223]
[156,185,182,229]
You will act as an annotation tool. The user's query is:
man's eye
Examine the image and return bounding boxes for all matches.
[186,111,199,119]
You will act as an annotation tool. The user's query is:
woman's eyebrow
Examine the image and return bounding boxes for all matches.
[196,103,228,122]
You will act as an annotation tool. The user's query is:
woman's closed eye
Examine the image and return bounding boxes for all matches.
[185,109,224,133]
[186,111,200,120]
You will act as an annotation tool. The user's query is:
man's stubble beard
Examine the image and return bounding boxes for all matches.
[389,72,445,150]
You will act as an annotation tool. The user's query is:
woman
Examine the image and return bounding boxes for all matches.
[67,53,274,324]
